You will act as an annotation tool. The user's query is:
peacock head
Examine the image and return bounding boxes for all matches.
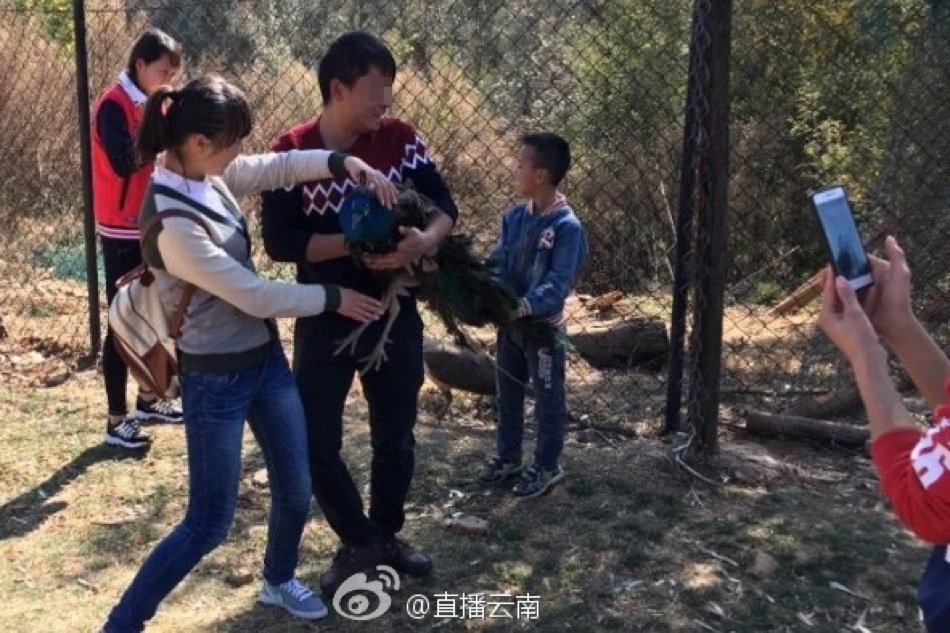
[339,187,398,255]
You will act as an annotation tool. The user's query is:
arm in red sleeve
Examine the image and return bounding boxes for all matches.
[260,134,312,263]
[872,420,950,544]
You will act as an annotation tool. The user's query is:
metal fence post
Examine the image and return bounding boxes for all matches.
[663,0,704,437]
[73,0,101,356]
[685,0,732,455]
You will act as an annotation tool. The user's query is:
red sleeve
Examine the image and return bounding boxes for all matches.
[260,125,310,263]
[270,129,297,153]
[269,119,323,153]
[872,419,950,543]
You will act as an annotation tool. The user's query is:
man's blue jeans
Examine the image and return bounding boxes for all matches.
[495,325,567,471]
[104,349,312,632]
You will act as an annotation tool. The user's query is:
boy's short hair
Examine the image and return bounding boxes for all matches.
[522,132,571,186]
[318,31,397,106]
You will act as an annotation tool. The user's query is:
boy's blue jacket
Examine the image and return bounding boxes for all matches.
[488,194,588,325]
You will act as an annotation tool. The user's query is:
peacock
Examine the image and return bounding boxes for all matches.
[336,184,535,373]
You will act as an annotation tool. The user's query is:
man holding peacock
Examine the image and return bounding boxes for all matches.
[261,31,458,599]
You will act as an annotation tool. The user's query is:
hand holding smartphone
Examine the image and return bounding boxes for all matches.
[809,185,874,291]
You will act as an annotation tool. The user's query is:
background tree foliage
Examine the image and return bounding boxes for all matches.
[129,0,945,295]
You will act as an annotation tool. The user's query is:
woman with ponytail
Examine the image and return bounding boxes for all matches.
[93,28,184,449]
[100,74,396,631]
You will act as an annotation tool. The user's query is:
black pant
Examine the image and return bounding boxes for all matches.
[293,294,424,546]
[101,236,143,416]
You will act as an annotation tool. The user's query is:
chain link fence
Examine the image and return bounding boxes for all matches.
[719,0,949,430]
[1,2,87,374]
[1,0,946,436]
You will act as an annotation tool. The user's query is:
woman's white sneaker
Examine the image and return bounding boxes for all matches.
[259,578,328,620]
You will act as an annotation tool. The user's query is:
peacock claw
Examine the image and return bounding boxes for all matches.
[356,282,404,374]
[359,338,391,375]
[333,321,372,357]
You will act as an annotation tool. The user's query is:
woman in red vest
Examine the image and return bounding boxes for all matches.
[92,28,183,450]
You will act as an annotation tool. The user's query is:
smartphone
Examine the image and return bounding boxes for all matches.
[809,184,873,291]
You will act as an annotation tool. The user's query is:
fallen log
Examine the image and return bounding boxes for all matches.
[423,338,496,396]
[741,409,869,450]
[568,318,669,369]
[423,317,669,396]
[786,385,863,419]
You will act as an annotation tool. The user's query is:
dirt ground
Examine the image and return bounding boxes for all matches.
[0,337,932,632]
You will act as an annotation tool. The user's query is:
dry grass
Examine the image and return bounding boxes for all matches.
[0,351,933,632]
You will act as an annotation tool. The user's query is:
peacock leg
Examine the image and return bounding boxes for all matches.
[358,283,405,374]
[333,319,373,358]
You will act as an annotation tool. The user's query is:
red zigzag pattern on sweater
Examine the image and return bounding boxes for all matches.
[301,136,431,216]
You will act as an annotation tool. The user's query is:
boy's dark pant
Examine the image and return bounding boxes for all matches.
[293,295,424,546]
[920,545,950,632]
[495,324,567,471]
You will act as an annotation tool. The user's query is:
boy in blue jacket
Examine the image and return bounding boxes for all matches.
[480,133,588,498]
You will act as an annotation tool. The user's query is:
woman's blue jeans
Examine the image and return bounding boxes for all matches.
[104,349,312,632]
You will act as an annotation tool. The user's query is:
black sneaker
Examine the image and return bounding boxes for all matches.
[134,397,184,423]
[105,417,152,450]
[512,464,564,499]
[478,456,523,485]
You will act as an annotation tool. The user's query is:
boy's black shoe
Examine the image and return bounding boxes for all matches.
[513,464,564,499]
[105,417,151,450]
[478,456,523,485]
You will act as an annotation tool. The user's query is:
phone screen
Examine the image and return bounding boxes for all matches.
[811,186,873,290]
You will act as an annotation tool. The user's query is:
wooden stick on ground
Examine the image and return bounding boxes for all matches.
[768,272,823,317]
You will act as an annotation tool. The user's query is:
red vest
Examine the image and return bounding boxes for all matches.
[91,83,153,239]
